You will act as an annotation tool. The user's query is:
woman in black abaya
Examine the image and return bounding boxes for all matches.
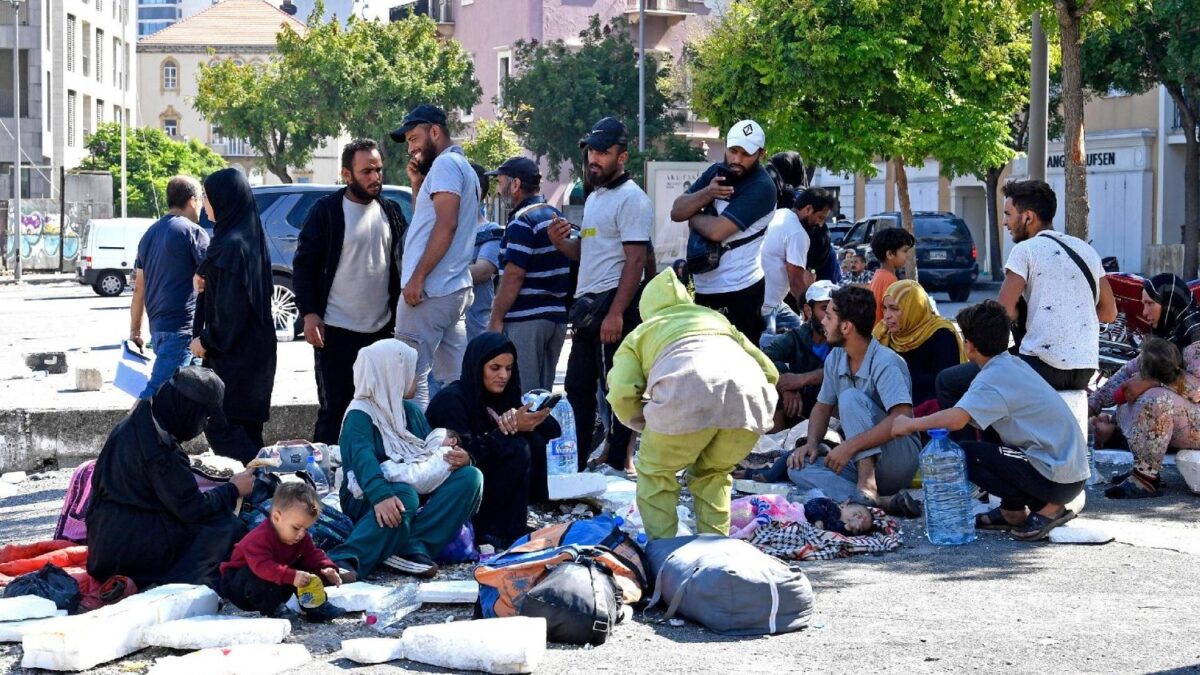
[191,168,277,463]
[426,332,560,550]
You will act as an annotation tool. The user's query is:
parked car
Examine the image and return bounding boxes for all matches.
[829,221,853,247]
[76,217,159,297]
[838,211,979,302]
[199,184,414,341]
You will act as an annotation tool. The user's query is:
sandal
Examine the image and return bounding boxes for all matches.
[732,467,771,482]
[1011,509,1076,541]
[975,507,1022,531]
[886,492,923,519]
[1104,472,1162,499]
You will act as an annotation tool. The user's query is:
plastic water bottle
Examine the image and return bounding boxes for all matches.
[919,429,976,546]
[305,456,330,497]
[364,585,421,635]
[1086,420,1103,486]
[547,399,577,475]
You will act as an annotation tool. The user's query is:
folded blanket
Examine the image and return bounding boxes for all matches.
[747,507,903,560]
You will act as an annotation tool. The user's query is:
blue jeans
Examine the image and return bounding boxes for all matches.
[140,332,200,399]
[760,304,803,349]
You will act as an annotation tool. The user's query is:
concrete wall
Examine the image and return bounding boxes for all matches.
[4,172,113,271]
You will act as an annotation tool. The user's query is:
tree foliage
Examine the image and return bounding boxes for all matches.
[499,15,692,182]
[1082,0,1200,276]
[81,123,227,218]
[462,118,523,172]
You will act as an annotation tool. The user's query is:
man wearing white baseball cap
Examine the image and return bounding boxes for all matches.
[671,119,777,345]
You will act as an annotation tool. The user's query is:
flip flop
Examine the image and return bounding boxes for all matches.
[975,506,1022,531]
[1104,473,1162,499]
[1011,509,1076,541]
[887,491,923,519]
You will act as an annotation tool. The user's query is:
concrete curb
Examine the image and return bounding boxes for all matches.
[0,402,319,472]
[0,274,77,286]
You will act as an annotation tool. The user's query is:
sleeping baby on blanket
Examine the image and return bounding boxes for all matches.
[730,494,874,538]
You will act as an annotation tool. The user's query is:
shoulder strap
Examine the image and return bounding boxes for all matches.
[1041,233,1097,302]
[723,225,768,252]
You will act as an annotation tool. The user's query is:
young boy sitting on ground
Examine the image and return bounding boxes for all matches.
[804,497,874,535]
[840,251,874,287]
[868,228,915,323]
[220,482,347,621]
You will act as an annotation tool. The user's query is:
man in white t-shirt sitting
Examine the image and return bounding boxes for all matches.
[936,179,1117,408]
[759,186,837,346]
[670,120,778,345]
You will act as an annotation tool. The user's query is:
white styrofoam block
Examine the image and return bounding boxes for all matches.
[1066,489,1087,516]
[417,580,479,604]
[1176,449,1200,494]
[142,615,291,649]
[0,612,67,642]
[285,581,393,613]
[600,475,638,513]
[0,481,15,499]
[341,637,405,665]
[22,584,219,671]
[401,616,547,674]
[147,643,311,675]
[0,596,58,622]
[1056,390,1089,439]
[732,480,792,496]
[1094,449,1134,465]
[547,472,607,501]
[1049,521,1116,544]
[1,471,28,484]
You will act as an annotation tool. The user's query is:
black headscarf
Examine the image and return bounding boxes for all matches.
[769,151,808,190]
[201,168,272,322]
[149,366,224,442]
[1144,274,1200,350]
[457,332,523,435]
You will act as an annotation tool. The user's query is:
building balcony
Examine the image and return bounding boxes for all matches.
[213,137,255,157]
[389,0,453,37]
[625,0,695,20]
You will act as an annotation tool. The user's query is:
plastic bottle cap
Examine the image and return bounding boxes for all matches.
[929,428,949,439]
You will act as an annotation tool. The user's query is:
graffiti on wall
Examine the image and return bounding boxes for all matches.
[3,200,77,271]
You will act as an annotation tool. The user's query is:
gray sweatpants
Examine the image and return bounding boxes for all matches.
[394,287,472,410]
[504,318,567,393]
[788,388,921,502]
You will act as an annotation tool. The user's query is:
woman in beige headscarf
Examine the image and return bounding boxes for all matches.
[327,339,482,580]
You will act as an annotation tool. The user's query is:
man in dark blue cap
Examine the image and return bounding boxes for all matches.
[389,103,481,408]
[487,156,570,392]
[547,116,652,475]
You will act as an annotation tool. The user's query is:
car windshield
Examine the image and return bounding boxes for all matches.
[915,217,966,238]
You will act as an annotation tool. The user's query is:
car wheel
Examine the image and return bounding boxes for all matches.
[948,285,971,303]
[271,276,302,342]
[93,271,126,297]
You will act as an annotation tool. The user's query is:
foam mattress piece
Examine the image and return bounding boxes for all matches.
[0,596,58,622]
[285,580,394,613]
[417,580,479,604]
[0,611,67,642]
[400,616,546,674]
[147,643,311,675]
[21,584,219,671]
[341,637,405,665]
[142,615,291,649]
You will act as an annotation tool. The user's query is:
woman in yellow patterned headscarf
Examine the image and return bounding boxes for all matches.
[872,280,966,406]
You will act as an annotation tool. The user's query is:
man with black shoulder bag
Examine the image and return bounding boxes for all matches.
[671,120,778,345]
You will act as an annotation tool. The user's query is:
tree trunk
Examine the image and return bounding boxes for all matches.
[1055,0,1089,240]
[1170,86,1200,279]
[893,156,918,282]
[985,166,1004,280]
[267,158,294,184]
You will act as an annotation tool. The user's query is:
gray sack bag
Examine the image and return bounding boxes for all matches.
[645,535,814,636]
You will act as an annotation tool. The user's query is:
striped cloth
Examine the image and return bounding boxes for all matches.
[499,196,571,324]
[747,507,903,560]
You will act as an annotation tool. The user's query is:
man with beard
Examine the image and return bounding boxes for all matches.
[785,285,923,517]
[671,120,777,345]
[487,156,570,392]
[392,104,481,409]
[759,185,837,346]
[548,117,651,474]
[293,139,408,444]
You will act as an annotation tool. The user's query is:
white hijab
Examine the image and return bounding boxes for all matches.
[344,339,434,464]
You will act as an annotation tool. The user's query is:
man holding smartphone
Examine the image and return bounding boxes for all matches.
[547,117,652,475]
[670,120,777,345]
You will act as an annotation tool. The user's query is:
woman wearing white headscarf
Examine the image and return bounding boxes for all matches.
[327,339,482,580]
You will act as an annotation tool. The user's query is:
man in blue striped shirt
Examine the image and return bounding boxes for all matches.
[487,157,572,391]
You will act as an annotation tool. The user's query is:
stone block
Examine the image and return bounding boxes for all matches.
[22,584,219,671]
[400,616,547,674]
[1176,449,1200,494]
[341,637,405,665]
[0,596,58,622]
[25,352,67,374]
[417,580,479,604]
[74,368,102,392]
[142,615,291,649]
[147,643,311,675]
[0,611,67,642]
[547,473,606,501]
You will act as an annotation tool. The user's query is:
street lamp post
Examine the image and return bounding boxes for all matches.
[8,0,22,281]
[637,0,645,153]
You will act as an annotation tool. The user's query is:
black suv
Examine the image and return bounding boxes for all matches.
[200,184,413,341]
[839,211,979,302]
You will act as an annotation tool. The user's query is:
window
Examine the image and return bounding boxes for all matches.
[97,0,103,13]
[163,118,178,136]
[67,90,77,147]
[496,49,511,106]
[67,15,76,72]
[162,60,177,90]
[0,50,30,117]
[114,105,122,125]
[83,96,92,138]
[96,99,104,128]
[286,193,325,229]
[113,38,120,87]
[95,29,104,83]
[82,21,91,76]
[46,71,51,130]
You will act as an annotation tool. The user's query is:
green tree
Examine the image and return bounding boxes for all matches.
[691,0,1026,280]
[462,118,523,171]
[1083,0,1200,276]
[499,15,693,182]
[195,53,338,183]
[81,123,227,218]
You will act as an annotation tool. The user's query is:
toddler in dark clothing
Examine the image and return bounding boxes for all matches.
[804,497,874,535]
[220,482,347,621]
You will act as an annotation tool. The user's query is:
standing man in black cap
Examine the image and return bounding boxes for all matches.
[391,104,481,409]
[547,117,652,475]
[487,156,571,392]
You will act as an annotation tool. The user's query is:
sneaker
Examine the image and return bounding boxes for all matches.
[382,552,439,579]
[302,601,347,623]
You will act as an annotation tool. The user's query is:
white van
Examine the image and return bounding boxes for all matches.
[75,217,157,297]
